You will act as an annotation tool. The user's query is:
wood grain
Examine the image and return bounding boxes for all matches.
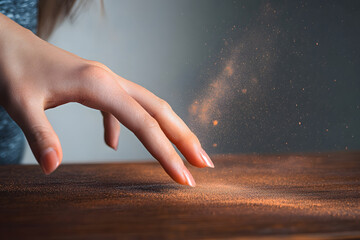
[0,152,359,239]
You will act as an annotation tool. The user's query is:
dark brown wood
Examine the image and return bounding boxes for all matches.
[0,152,360,239]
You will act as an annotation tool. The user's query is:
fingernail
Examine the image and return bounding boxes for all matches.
[183,168,196,187]
[200,148,214,168]
[39,148,60,175]
[113,131,120,151]
[111,140,119,151]
[112,138,118,151]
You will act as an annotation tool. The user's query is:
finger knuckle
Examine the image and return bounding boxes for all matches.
[75,64,114,103]
[28,125,53,146]
[78,64,111,84]
[158,98,172,111]
[153,98,172,118]
[142,115,159,130]
[86,60,110,71]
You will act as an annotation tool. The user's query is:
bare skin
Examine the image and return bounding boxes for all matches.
[0,13,214,187]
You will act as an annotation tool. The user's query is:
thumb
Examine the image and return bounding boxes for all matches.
[14,107,62,175]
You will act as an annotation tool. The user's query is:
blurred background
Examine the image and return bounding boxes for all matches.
[22,0,360,164]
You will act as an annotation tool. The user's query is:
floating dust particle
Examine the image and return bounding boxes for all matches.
[212,120,219,126]
[298,121,302,125]
[188,101,198,116]
[189,59,234,125]
[212,143,218,147]
[315,42,319,46]
[194,99,211,124]
[325,129,329,132]
[188,3,281,147]
[345,146,348,150]
[224,61,234,76]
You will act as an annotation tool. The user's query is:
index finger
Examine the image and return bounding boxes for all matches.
[119,77,214,169]
[76,67,196,186]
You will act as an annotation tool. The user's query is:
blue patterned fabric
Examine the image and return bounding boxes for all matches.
[0,0,38,164]
[0,0,38,33]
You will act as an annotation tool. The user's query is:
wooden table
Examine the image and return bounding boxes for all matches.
[0,152,359,239]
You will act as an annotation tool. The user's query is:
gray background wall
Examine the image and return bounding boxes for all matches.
[23,0,360,164]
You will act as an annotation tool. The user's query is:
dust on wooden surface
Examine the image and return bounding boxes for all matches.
[0,152,359,239]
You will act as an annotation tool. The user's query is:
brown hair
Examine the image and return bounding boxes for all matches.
[37,0,104,40]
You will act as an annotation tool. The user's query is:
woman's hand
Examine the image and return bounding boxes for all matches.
[0,13,213,187]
